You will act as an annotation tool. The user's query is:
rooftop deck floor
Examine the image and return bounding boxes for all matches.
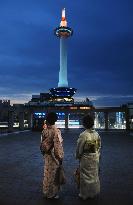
[0,129,133,205]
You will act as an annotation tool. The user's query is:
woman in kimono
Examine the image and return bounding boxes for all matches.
[76,114,101,200]
[40,112,64,199]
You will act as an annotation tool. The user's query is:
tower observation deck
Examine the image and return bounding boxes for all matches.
[50,8,76,102]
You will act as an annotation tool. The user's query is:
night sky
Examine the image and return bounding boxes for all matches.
[0,0,133,106]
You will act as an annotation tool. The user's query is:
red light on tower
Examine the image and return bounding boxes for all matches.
[60,8,67,27]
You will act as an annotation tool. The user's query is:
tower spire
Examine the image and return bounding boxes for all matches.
[60,8,67,27]
[62,8,66,20]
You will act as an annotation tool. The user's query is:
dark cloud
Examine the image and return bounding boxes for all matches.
[0,0,133,105]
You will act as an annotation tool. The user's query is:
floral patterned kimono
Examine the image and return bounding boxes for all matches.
[76,129,101,200]
[41,125,64,198]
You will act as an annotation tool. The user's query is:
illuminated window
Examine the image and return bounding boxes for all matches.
[79,107,90,110]
[70,107,77,110]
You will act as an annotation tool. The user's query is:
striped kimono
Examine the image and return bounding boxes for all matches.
[76,129,101,200]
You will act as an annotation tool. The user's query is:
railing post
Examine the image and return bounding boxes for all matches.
[27,112,33,129]
[125,108,130,131]
[8,110,14,132]
[104,112,109,131]
[65,112,69,129]
[19,112,24,131]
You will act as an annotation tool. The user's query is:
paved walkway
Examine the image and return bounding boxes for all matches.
[0,129,133,205]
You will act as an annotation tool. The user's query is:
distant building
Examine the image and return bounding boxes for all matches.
[0,100,11,122]
[0,100,10,107]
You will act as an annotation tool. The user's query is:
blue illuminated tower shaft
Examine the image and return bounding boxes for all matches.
[58,37,68,87]
[52,8,77,99]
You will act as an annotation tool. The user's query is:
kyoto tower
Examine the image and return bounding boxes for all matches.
[50,8,76,102]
